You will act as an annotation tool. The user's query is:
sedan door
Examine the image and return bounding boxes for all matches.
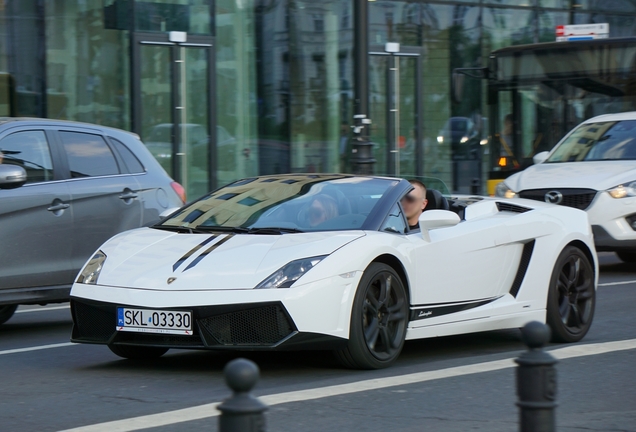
[56,130,143,271]
[0,129,75,290]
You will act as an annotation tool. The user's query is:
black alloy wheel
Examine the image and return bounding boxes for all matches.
[546,246,595,343]
[335,262,408,369]
[108,344,169,360]
[0,305,17,326]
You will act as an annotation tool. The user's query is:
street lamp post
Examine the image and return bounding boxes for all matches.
[350,0,375,174]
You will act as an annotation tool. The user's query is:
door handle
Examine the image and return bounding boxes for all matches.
[119,192,138,200]
[47,203,70,212]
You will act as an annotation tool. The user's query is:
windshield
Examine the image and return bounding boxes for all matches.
[157,175,397,233]
[546,120,636,163]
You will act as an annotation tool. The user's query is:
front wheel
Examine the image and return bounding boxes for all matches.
[616,251,636,263]
[546,246,595,343]
[0,305,17,326]
[108,344,169,360]
[335,263,408,369]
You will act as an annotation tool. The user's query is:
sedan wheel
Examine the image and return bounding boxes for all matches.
[108,344,169,360]
[335,263,408,369]
[0,305,17,326]
[546,246,595,343]
[616,251,636,263]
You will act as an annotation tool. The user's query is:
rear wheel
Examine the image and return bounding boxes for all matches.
[108,344,169,360]
[0,305,17,325]
[616,251,636,263]
[546,246,595,343]
[335,263,408,369]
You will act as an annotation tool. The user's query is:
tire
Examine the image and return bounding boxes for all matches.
[616,251,636,263]
[546,246,595,343]
[108,344,169,360]
[0,305,17,325]
[335,263,408,369]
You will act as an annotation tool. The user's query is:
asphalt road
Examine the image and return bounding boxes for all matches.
[1,252,634,432]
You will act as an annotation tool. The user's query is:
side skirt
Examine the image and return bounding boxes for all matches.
[405,309,545,341]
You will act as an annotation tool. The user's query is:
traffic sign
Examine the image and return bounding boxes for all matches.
[556,23,609,41]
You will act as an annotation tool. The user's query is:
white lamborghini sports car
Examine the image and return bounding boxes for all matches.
[70,174,598,369]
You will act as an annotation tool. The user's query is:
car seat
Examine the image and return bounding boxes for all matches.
[424,189,449,211]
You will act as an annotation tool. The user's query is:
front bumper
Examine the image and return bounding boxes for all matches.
[587,192,636,251]
[71,298,347,350]
[69,273,360,351]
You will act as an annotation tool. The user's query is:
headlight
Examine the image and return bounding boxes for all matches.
[460,136,469,143]
[608,181,636,199]
[255,255,327,289]
[436,136,444,144]
[495,182,516,199]
[76,251,107,284]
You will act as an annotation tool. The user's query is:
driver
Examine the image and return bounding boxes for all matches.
[308,194,339,227]
[401,179,428,230]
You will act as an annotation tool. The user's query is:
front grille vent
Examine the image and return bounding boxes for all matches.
[114,332,204,347]
[199,305,294,346]
[519,188,597,210]
[72,300,116,342]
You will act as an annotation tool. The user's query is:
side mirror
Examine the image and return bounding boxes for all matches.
[0,164,27,189]
[533,151,549,164]
[418,210,460,242]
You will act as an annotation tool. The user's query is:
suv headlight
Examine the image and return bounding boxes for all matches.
[495,182,516,199]
[256,255,327,289]
[608,181,636,199]
[77,251,107,284]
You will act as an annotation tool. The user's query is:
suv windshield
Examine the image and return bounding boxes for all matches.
[546,120,636,163]
[157,175,397,233]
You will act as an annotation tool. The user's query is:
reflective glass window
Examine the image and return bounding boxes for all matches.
[45,0,130,129]
[0,130,54,183]
[110,137,145,174]
[134,0,213,35]
[369,1,421,46]
[573,12,636,37]
[60,131,120,178]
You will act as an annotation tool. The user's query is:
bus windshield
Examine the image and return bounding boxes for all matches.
[546,120,636,163]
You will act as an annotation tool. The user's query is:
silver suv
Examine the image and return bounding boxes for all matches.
[0,118,185,325]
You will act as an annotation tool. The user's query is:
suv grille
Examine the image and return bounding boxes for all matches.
[519,188,597,210]
[199,305,295,346]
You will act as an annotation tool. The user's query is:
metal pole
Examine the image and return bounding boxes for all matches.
[515,321,558,432]
[218,358,268,432]
[351,0,375,174]
[394,54,400,177]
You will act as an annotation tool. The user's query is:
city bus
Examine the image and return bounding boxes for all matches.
[480,37,636,195]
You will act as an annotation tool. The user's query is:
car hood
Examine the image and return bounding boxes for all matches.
[506,160,636,192]
[94,228,364,290]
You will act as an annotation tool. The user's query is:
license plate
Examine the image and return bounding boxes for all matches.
[116,308,193,335]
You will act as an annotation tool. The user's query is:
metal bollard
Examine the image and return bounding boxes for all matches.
[218,358,268,432]
[515,321,558,432]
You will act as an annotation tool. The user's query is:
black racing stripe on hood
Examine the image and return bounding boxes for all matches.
[172,235,218,272]
[183,234,234,272]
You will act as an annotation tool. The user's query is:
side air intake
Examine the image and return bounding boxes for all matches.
[509,240,535,297]
[497,202,532,214]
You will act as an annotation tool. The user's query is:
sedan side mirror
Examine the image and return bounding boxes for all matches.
[0,164,27,189]
[418,210,460,242]
[533,151,549,164]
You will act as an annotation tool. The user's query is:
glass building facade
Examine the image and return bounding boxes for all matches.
[1,0,636,196]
